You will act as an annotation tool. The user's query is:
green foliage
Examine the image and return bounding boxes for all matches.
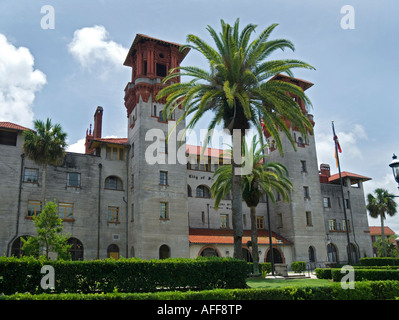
[0,257,248,295]
[2,280,399,300]
[21,200,71,260]
[23,118,67,166]
[291,261,306,273]
[360,257,399,266]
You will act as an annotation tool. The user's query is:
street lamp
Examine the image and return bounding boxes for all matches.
[389,154,399,188]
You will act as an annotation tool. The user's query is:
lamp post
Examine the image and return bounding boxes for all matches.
[389,154,399,188]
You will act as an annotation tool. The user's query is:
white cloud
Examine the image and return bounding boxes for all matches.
[0,34,46,127]
[315,123,368,169]
[66,138,86,154]
[68,25,128,73]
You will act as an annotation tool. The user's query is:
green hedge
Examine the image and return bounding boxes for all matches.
[315,267,399,282]
[2,280,399,300]
[360,257,399,266]
[0,256,248,295]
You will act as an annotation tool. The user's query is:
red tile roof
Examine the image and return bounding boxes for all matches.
[369,226,396,236]
[189,228,292,245]
[0,122,34,132]
[92,138,128,145]
[328,171,371,184]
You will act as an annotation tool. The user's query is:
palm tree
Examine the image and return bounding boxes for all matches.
[157,19,314,259]
[366,188,397,257]
[23,118,67,203]
[211,136,292,274]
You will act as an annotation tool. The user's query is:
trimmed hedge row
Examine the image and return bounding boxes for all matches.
[315,267,399,282]
[360,257,399,266]
[2,280,399,300]
[0,256,248,295]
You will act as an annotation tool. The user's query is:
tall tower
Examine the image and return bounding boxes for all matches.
[123,34,190,259]
[265,74,327,265]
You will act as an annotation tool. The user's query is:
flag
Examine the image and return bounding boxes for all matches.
[332,122,342,168]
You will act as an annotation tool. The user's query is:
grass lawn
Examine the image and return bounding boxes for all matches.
[247,277,333,288]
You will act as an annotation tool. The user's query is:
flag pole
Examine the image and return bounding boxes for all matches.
[332,121,353,265]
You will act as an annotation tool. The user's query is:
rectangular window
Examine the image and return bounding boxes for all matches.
[160,202,168,220]
[0,131,17,146]
[329,219,337,231]
[106,146,124,160]
[27,200,42,217]
[345,199,350,209]
[278,213,283,228]
[67,172,81,187]
[306,211,312,226]
[301,160,307,172]
[256,216,265,229]
[108,206,119,222]
[323,197,331,208]
[160,171,168,185]
[220,214,229,229]
[23,168,39,183]
[303,186,310,199]
[59,203,74,220]
[342,219,351,231]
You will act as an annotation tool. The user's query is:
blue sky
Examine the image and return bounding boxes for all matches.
[1,0,399,233]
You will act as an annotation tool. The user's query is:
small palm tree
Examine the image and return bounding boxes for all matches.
[211,136,292,274]
[366,188,397,257]
[157,19,314,259]
[23,118,67,203]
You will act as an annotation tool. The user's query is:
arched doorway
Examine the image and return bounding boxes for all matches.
[200,246,220,257]
[265,248,283,263]
[107,244,120,260]
[308,246,316,263]
[67,238,84,261]
[159,244,170,259]
[327,243,338,263]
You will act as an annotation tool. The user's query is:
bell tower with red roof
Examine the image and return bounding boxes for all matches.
[122,34,190,259]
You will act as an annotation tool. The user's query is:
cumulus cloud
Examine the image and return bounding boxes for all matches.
[315,123,368,169]
[66,138,86,154]
[68,25,128,73]
[0,34,46,127]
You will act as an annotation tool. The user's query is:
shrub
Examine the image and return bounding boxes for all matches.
[315,268,332,279]
[0,257,248,295]
[331,268,399,282]
[360,257,399,266]
[2,280,399,300]
[291,261,306,273]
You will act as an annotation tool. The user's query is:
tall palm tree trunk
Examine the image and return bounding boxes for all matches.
[231,164,243,260]
[250,206,260,276]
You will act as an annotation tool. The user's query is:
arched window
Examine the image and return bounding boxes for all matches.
[327,243,338,263]
[107,244,119,260]
[347,243,359,264]
[159,244,170,259]
[196,185,210,198]
[105,176,123,190]
[242,248,253,262]
[11,235,29,257]
[308,246,316,262]
[67,237,84,261]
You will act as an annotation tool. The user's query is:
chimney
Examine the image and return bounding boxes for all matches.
[93,106,103,139]
[319,163,331,183]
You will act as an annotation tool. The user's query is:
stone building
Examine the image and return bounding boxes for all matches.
[0,34,373,267]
